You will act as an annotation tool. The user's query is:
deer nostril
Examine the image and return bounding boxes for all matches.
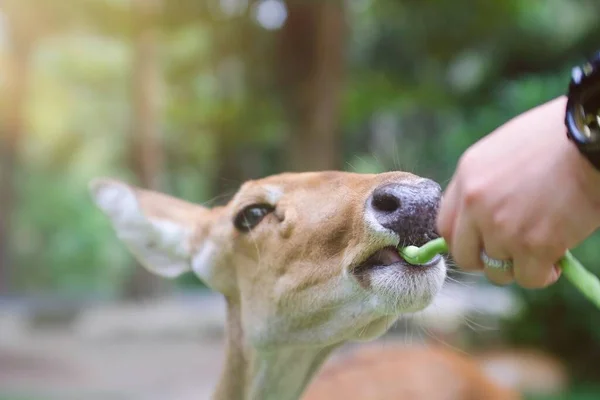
[371,192,401,213]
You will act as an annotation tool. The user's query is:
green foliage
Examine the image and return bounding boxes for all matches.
[13,167,131,296]
[526,384,600,400]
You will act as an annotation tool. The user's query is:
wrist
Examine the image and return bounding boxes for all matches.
[547,96,600,220]
[564,124,600,216]
[576,157,600,215]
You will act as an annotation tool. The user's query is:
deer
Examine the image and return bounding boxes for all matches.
[89,170,529,400]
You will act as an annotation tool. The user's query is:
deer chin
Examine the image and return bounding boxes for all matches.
[352,246,447,314]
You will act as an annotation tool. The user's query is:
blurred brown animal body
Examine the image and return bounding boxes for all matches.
[89,171,562,400]
[306,345,518,400]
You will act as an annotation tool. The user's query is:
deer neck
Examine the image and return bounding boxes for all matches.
[213,299,337,400]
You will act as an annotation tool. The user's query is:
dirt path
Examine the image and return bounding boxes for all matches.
[0,332,225,399]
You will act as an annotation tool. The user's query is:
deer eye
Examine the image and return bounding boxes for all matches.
[234,204,275,232]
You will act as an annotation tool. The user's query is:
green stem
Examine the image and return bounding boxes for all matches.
[399,238,600,310]
[559,250,600,309]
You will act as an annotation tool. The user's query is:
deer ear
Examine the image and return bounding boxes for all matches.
[89,178,204,279]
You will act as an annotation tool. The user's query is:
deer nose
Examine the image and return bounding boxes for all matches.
[369,179,442,243]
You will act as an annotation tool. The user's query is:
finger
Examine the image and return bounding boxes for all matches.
[449,207,483,271]
[548,265,562,285]
[484,265,515,286]
[436,179,460,243]
[512,254,557,289]
[481,241,514,286]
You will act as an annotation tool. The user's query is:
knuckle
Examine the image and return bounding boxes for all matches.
[490,211,510,232]
[518,232,547,254]
[463,182,485,206]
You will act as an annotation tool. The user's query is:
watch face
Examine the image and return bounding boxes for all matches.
[573,102,600,142]
[567,68,600,148]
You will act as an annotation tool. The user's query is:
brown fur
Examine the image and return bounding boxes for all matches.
[305,345,520,400]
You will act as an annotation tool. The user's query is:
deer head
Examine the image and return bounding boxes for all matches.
[89,171,446,400]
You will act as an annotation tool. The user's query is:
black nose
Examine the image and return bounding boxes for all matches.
[369,179,441,245]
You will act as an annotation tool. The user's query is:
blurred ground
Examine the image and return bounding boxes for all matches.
[0,282,521,399]
[0,333,224,400]
[0,295,227,400]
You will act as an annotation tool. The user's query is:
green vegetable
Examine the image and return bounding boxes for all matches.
[399,238,600,309]
[558,251,600,309]
[400,238,448,265]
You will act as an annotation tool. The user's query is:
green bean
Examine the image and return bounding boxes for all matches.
[559,250,600,309]
[399,238,448,265]
[399,239,600,309]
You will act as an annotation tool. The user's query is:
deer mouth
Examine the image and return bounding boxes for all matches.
[350,241,446,312]
[352,245,442,280]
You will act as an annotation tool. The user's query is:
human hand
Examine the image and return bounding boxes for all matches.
[437,96,600,288]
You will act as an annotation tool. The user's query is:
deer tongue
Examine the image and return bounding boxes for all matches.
[364,246,403,267]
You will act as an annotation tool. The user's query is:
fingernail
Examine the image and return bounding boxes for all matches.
[545,265,561,286]
[553,265,562,280]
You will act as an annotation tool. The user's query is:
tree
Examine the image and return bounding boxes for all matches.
[0,3,34,294]
[276,0,347,172]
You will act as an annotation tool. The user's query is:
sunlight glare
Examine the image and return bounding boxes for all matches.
[253,0,287,31]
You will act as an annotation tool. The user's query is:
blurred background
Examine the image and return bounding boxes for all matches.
[1,0,600,399]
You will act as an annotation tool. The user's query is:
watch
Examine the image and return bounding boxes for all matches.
[565,51,600,171]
